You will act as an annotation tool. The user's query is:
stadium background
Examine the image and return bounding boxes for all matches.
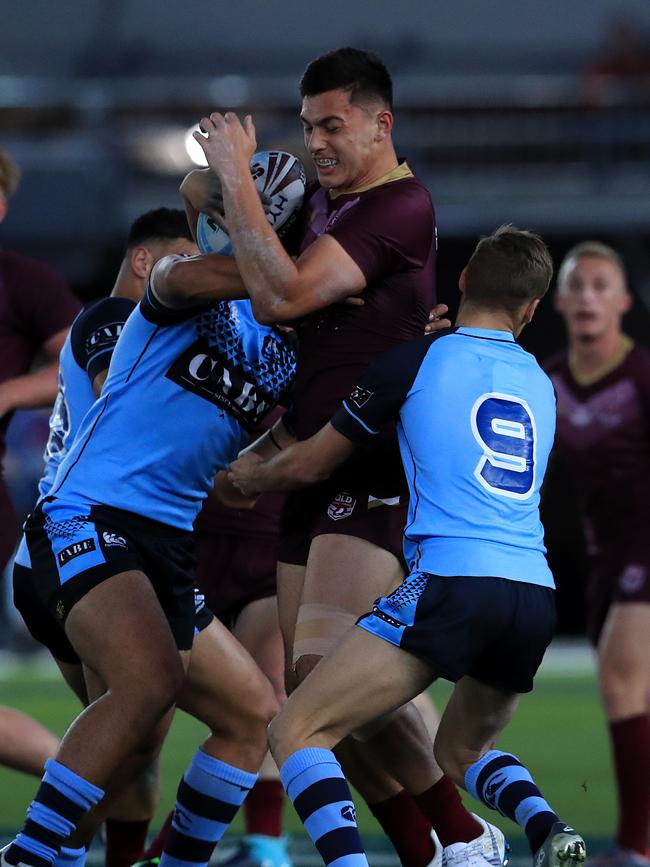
[1,0,650,858]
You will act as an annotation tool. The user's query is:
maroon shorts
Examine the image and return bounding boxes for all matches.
[586,546,650,645]
[193,531,279,628]
[279,482,408,567]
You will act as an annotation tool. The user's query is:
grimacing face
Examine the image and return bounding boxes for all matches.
[300,88,392,191]
[555,254,631,342]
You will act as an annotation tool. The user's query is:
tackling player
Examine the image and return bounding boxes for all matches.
[228,225,587,867]
[11,208,199,867]
[0,216,296,867]
[192,46,499,867]
[546,243,650,867]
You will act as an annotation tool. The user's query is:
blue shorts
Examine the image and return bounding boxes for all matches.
[19,499,213,653]
[357,571,556,694]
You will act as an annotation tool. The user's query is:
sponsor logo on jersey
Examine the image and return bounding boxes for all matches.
[349,385,373,410]
[86,322,125,356]
[327,492,356,521]
[102,531,127,548]
[166,338,274,429]
[340,805,357,823]
[619,563,647,594]
[57,537,96,567]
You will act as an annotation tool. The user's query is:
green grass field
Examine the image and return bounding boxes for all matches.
[0,655,613,855]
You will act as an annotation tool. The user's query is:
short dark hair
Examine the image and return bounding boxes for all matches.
[464,225,553,312]
[300,47,393,110]
[126,208,194,249]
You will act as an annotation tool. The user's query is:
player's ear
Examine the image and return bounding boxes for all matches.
[375,108,393,139]
[0,194,7,223]
[619,288,633,315]
[522,297,540,326]
[458,267,468,294]
[130,245,154,280]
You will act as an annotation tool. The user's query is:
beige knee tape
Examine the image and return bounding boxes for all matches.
[292,603,357,665]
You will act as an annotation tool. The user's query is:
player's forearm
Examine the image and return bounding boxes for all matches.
[221,173,301,323]
[0,362,59,417]
[152,254,247,307]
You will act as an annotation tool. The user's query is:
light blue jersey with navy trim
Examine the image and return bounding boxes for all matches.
[15,298,136,569]
[39,298,136,499]
[48,286,296,530]
[332,327,556,588]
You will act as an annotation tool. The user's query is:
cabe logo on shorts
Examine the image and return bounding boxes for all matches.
[166,338,274,429]
[327,492,356,521]
[57,538,96,567]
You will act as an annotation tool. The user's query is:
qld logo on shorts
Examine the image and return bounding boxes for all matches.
[57,538,96,567]
[327,492,356,521]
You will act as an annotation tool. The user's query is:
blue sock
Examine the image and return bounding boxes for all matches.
[465,750,558,853]
[280,748,368,867]
[52,847,86,867]
[159,749,258,867]
[5,759,103,867]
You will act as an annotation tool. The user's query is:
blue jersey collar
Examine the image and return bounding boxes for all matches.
[455,326,516,343]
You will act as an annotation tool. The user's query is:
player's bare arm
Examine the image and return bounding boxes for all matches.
[150,251,247,308]
[228,422,355,496]
[193,112,367,323]
[0,325,68,418]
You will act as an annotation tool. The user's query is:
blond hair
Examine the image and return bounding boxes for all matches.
[557,241,627,289]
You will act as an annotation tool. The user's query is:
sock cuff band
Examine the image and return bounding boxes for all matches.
[192,749,258,789]
[464,749,507,800]
[280,748,342,790]
[43,759,104,807]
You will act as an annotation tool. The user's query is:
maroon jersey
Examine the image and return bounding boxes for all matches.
[283,164,436,500]
[545,343,650,555]
[288,164,436,443]
[0,249,80,568]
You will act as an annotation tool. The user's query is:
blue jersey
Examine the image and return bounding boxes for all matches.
[331,327,556,587]
[39,297,136,499]
[49,286,296,530]
[15,297,136,569]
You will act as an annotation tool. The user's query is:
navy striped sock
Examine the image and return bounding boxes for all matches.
[280,748,368,867]
[159,750,257,867]
[465,750,558,853]
[5,759,103,867]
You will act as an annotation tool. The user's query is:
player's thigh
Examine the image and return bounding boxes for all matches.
[435,675,519,770]
[305,533,404,611]
[270,624,432,763]
[65,569,185,693]
[291,534,403,674]
[233,595,286,700]
[177,616,278,731]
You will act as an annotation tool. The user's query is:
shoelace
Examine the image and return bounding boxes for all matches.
[446,840,486,867]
